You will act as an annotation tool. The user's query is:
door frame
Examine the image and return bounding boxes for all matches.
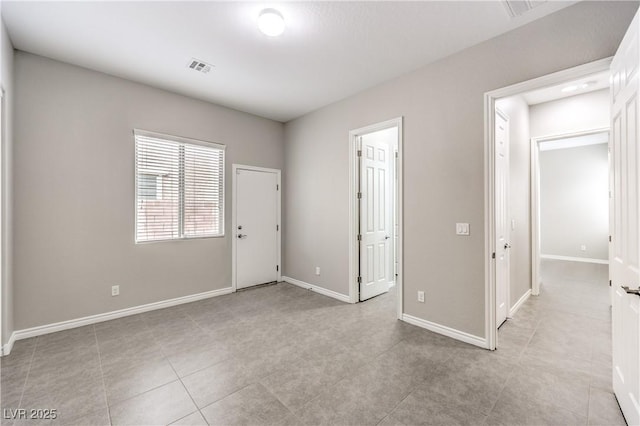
[484,57,612,350]
[231,164,282,292]
[530,128,610,296]
[348,117,403,319]
[0,87,4,353]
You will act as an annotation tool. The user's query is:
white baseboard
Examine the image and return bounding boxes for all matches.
[1,286,234,356]
[282,276,350,303]
[2,332,17,357]
[402,313,486,349]
[509,289,532,317]
[541,254,608,265]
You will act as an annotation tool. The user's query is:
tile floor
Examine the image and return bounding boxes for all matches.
[0,259,626,425]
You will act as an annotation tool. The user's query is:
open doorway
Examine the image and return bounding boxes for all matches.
[532,129,610,294]
[349,118,403,320]
[485,59,612,349]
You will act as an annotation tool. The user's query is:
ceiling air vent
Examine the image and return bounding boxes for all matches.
[502,0,546,18]
[187,58,213,74]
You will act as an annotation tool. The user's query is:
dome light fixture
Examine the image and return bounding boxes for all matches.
[258,8,285,37]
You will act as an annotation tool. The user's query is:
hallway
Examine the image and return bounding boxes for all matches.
[492,259,623,425]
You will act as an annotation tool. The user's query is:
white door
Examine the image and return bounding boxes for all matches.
[495,110,510,328]
[359,132,393,301]
[235,168,279,290]
[611,10,640,426]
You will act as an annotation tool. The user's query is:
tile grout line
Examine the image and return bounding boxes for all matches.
[484,309,541,418]
[145,311,211,425]
[373,340,457,425]
[16,336,39,411]
[93,324,113,426]
[99,317,182,410]
[255,381,300,423]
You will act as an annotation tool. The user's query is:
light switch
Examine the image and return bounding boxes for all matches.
[456,223,470,236]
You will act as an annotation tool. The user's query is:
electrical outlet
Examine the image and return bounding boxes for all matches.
[111,285,120,296]
[418,291,425,303]
[580,244,587,251]
[315,267,321,276]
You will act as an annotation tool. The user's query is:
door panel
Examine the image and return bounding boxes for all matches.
[611,10,640,426]
[236,169,278,290]
[495,110,510,328]
[360,131,393,301]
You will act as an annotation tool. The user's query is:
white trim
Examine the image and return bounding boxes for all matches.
[402,314,487,349]
[531,133,541,296]
[1,287,233,353]
[484,57,612,351]
[508,289,532,317]
[231,164,282,292]
[349,117,403,320]
[530,128,610,295]
[540,254,609,265]
[0,87,4,351]
[133,129,226,151]
[282,276,350,303]
[2,331,15,356]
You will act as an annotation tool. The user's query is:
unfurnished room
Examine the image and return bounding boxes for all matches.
[1,1,640,425]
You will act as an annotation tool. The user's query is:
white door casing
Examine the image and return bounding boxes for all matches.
[233,166,280,290]
[611,10,640,426]
[485,58,613,350]
[495,109,510,328]
[359,131,393,301]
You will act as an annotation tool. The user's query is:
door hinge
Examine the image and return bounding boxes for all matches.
[492,252,496,259]
[395,151,398,158]
[357,192,362,199]
[276,184,279,191]
[276,224,279,231]
[276,265,279,272]
[357,150,362,157]
[609,279,612,287]
[357,234,362,241]
[357,276,362,284]
[609,235,612,242]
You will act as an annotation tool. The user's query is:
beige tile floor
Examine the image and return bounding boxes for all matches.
[0,259,625,425]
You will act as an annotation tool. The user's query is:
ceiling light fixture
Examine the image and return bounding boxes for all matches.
[561,85,578,93]
[258,8,285,37]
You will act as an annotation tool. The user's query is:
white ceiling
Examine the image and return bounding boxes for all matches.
[2,1,576,122]
[522,70,610,105]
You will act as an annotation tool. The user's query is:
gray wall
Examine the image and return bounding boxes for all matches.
[530,89,610,261]
[14,52,284,330]
[496,96,532,309]
[283,2,636,338]
[540,143,609,260]
[1,14,14,347]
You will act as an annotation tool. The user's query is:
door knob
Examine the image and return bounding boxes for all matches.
[385,235,390,240]
[504,243,511,249]
[621,286,640,296]
[238,234,247,239]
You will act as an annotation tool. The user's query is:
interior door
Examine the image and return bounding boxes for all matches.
[359,132,393,301]
[235,168,278,290]
[495,109,510,328]
[611,10,640,426]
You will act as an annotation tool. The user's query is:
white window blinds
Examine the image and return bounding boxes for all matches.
[134,130,225,243]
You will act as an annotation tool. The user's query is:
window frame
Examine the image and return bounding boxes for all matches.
[134,129,226,243]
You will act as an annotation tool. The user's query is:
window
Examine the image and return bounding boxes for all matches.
[134,130,225,242]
